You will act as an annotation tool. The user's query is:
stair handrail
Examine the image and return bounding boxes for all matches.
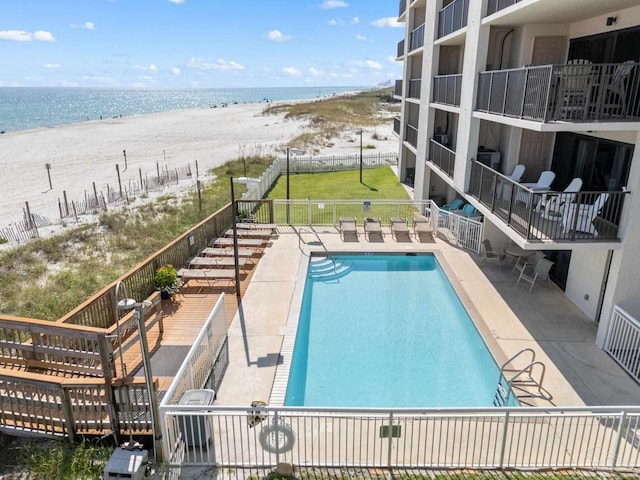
[506,360,546,393]
[499,347,536,372]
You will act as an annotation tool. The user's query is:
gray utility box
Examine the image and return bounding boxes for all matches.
[178,389,216,447]
[103,447,148,480]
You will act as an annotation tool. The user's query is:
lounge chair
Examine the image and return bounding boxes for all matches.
[177,268,238,286]
[188,256,249,268]
[500,164,525,200]
[236,222,277,232]
[413,214,433,241]
[201,247,257,257]
[517,258,554,293]
[538,177,583,219]
[441,198,464,211]
[452,203,482,219]
[339,217,358,241]
[479,239,505,270]
[364,217,383,241]
[211,237,265,248]
[515,171,556,205]
[562,193,609,236]
[390,217,410,241]
[224,228,274,238]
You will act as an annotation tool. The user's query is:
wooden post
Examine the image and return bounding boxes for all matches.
[59,386,77,443]
[58,198,63,219]
[122,150,127,171]
[139,168,143,193]
[197,180,202,211]
[156,162,160,184]
[63,191,69,216]
[195,159,199,179]
[93,182,99,205]
[116,164,123,198]
[45,163,52,189]
[24,201,34,230]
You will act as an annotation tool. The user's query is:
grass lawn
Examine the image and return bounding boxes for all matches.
[267,166,409,200]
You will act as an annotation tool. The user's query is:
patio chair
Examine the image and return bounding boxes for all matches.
[441,198,464,211]
[538,177,583,219]
[555,59,596,120]
[452,203,482,220]
[512,251,546,276]
[390,217,410,241]
[499,164,526,200]
[479,239,505,270]
[364,217,383,241]
[562,193,609,237]
[517,258,554,293]
[515,170,556,206]
[601,60,636,117]
[339,217,358,241]
[413,214,434,241]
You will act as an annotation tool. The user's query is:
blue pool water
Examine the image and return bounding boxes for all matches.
[285,254,511,408]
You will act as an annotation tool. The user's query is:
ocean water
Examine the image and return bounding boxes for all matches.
[0,86,368,133]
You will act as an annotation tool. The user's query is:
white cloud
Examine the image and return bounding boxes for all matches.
[371,17,403,28]
[168,0,186,3]
[71,22,95,30]
[328,19,342,26]
[187,57,245,71]
[171,67,181,76]
[266,30,292,42]
[308,67,324,76]
[356,34,371,42]
[43,63,60,69]
[387,55,398,63]
[283,67,302,77]
[320,0,348,9]
[349,59,383,70]
[0,30,56,42]
[351,17,359,24]
[133,64,158,72]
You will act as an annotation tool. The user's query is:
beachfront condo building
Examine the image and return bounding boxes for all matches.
[393,1,640,352]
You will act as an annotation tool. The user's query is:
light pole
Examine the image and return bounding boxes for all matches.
[286,147,290,224]
[358,129,363,184]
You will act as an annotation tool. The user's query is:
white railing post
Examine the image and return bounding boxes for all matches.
[387,412,394,469]
[307,199,312,225]
[611,410,627,468]
[498,410,510,468]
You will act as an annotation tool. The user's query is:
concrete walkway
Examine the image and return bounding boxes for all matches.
[215,225,640,407]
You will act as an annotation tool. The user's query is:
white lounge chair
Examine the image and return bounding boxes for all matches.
[515,171,556,206]
[390,217,410,241]
[539,177,583,219]
[364,217,383,241]
[562,193,609,236]
[500,165,525,201]
[339,217,358,241]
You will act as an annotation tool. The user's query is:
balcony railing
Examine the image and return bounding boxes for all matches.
[393,116,401,135]
[397,39,405,58]
[409,23,425,52]
[433,74,462,106]
[486,0,522,16]
[408,78,421,99]
[405,124,418,148]
[468,161,628,242]
[438,0,469,39]
[476,62,640,122]
[398,0,407,17]
[394,79,403,97]
[429,139,455,179]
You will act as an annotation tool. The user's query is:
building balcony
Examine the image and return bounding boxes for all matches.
[409,23,425,52]
[486,0,521,16]
[397,39,405,59]
[438,0,468,39]
[394,79,403,98]
[409,79,422,99]
[468,161,628,244]
[433,74,462,107]
[393,116,401,136]
[405,124,418,148]
[476,62,640,125]
[428,139,455,179]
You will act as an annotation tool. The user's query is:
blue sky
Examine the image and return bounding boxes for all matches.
[1,0,403,88]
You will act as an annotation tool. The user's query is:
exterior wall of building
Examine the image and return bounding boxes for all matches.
[565,249,609,321]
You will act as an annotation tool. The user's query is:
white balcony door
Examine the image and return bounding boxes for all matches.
[531,36,566,66]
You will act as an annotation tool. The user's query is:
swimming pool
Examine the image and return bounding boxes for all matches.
[284,253,514,408]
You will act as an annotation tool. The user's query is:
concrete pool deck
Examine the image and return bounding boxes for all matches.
[214,226,640,408]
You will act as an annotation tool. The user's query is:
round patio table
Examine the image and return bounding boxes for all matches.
[504,244,535,265]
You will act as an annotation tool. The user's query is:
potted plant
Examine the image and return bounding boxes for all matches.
[154,264,181,299]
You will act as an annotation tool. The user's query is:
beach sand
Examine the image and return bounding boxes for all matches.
[0,101,397,240]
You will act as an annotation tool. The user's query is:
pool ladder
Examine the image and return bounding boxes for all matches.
[493,348,547,407]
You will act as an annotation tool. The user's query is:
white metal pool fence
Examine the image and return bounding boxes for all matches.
[270,199,484,254]
[605,305,640,384]
[159,405,640,470]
